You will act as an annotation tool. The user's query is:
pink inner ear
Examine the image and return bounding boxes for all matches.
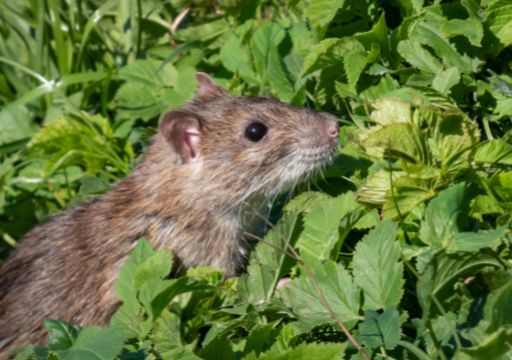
[184,127,200,161]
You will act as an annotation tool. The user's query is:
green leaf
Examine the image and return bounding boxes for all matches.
[220,29,257,84]
[43,319,81,350]
[238,210,302,304]
[357,306,402,350]
[461,0,486,21]
[52,327,125,360]
[153,308,183,354]
[356,169,406,207]
[243,342,347,360]
[447,225,509,252]
[454,326,512,360]
[487,279,512,333]
[308,0,345,31]
[115,237,155,302]
[344,50,368,88]
[250,22,285,80]
[151,277,213,320]
[300,37,364,78]
[356,14,395,67]
[80,175,110,195]
[431,67,461,95]
[383,172,441,220]
[133,248,174,289]
[397,40,444,74]
[417,252,501,314]
[243,324,280,357]
[197,336,236,360]
[110,296,151,339]
[281,260,361,332]
[440,18,484,47]
[283,191,332,214]
[369,97,412,125]
[0,104,38,145]
[353,220,404,310]
[361,123,432,166]
[484,0,512,52]
[474,139,512,166]
[174,19,230,43]
[295,192,361,261]
[411,19,483,74]
[420,184,469,249]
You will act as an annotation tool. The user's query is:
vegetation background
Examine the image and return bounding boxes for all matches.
[2,0,512,359]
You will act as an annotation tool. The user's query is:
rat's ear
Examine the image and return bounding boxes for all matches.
[195,72,228,98]
[159,110,201,164]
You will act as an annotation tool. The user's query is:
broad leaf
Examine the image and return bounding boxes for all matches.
[439,18,483,47]
[432,67,460,95]
[295,193,361,261]
[397,40,444,74]
[361,123,432,166]
[281,260,361,332]
[356,306,402,350]
[353,220,404,310]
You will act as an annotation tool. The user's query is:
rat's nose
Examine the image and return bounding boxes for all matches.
[324,120,339,140]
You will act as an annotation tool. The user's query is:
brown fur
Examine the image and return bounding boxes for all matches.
[0,74,338,358]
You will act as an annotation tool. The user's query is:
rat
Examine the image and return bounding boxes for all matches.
[0,73,339,358]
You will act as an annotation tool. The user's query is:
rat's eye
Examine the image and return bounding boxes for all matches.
[245,123,268,142]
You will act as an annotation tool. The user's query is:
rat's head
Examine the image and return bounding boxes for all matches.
[159,73,339,204]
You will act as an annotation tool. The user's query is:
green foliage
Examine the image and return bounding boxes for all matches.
[2,0,512,359]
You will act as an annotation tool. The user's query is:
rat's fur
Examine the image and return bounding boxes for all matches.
[0,74,338,357]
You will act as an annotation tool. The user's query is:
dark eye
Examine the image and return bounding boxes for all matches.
[245,122,268,142]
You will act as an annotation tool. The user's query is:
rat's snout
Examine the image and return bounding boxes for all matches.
[318,113,339,142]
[324,119,339,140]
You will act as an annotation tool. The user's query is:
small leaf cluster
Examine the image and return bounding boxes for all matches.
[1,0,512,359]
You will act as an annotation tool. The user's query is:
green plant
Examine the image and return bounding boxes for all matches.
[2,0,512,359]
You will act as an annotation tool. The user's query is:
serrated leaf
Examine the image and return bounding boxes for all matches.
[356,169,406,207]
[0,104,38,145]
[308,0,345,30]
[153,308,183,354]
[283,191,332,214]
[344,50,368,88]
[355,14,395,67]
[243,323,280,357]
[133,249,173,290]
[300,37,364,78]
[52,327,125,360]
[198,336,236,360]
[295,193,361,261]
[280,260,361,332]
[43,319,81,350]
[417,252,501,316]
[420,184,469,249]
[353,220,404,310]
[397,39,444,74]
[383,173,441,220]
[411,20,483,73]
[439,18,484,46]
[238,210,302,304]
[357,306,402,350]
[243,342,347,360]
[484,0,512,52]
[475,139,512,166]
[431,67,461,95]
[110,296,151,339]
[361,123,432,166]
[151,277,213,320]
[369,98,412,125]
[115,237,155,302]
[447,225,509,252]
